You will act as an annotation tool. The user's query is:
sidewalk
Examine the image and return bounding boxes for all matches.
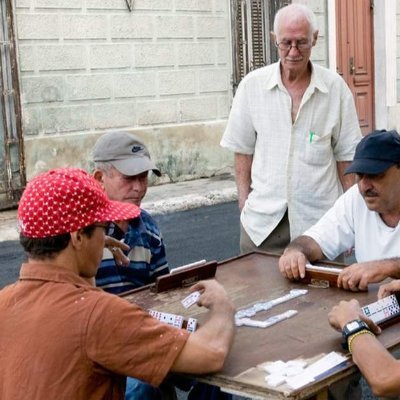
[0,173,237,242]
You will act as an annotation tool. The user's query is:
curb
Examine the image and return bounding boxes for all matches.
[143,187,237,215]
[0,181,237,242]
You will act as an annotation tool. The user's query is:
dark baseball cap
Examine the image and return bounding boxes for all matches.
[93,131,161,177]
[345,130,400,175]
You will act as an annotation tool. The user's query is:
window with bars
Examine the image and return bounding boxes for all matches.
[230,0,291,91]
[0,0,25,209]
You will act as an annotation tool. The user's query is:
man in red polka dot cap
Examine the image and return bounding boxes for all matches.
[0,167,235,399]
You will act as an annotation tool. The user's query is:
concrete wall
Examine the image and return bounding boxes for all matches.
[14,0,331,183]
[14,0,232,181]
[294,0,329,67]
[397,0,400,103]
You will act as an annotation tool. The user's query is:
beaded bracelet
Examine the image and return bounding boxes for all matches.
[347,329,375,354]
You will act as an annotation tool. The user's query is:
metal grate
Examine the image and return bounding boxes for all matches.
[230,0,291,91]
[0,0,25,210]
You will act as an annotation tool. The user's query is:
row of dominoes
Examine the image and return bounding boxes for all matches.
[235,289,308,319]
[148,309,197,332]
[235,310,298,328]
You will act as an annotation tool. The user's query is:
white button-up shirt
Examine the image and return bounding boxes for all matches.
[304,185,400,262]
[221,62,362,245]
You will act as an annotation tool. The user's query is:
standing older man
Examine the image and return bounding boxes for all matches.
[92,131,169,294]
[221,3,361,254]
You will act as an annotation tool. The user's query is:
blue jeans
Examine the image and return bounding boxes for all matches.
[125,377,162,400]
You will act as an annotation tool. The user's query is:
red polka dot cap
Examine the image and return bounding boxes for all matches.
[18,167,140,238]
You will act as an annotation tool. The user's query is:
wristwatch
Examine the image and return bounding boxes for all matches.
[341,319,370,350]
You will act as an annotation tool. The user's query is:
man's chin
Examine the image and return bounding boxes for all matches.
[124,198,141,207]
[363,196,379,210]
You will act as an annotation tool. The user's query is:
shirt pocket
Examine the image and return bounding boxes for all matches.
[302,133,332,166]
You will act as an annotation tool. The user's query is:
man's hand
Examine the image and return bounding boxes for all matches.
[279,248,308,280]
[190,280,235,314]
[378,280,400,299]
[104,236,130,266]
[337,261,389,291]
[328,299,381,334]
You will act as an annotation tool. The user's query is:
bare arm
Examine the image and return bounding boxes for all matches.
[338,258,400,291]
[336,161,354,191]
[171,279,236,374]
[278,236,324,280]
[328,300,400,398]
[234,153,253,210]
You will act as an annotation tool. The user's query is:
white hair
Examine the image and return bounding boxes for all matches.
[274,4,318,39]
[93,161,114,176]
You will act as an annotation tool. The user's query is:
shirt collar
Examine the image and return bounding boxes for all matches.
[19,262,97,289]
[265,61,329,94]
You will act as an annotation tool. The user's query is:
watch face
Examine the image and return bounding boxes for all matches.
[346,321,360,331]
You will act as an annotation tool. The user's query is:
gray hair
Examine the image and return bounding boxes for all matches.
[93,161,114,176]
[274,4,318,39]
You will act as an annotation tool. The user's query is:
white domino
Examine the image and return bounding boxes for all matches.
[235,289,307,320]
[181,291,201,309]
[186,317,197,333]
[148,310,184,328]
[362,294,400,324]
[235,310,298,328]
[148,309,196,332]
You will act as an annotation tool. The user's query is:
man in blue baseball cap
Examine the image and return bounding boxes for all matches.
[279,129,400,290]
[278,130,400,399]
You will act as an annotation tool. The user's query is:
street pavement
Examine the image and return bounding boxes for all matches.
[0,172,237,242]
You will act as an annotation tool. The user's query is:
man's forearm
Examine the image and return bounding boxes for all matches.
[284,235,324,261]
[352,334,400,397]
[198,308,235,366]
[234,153,253,210]
[172,302,235,374]
[383,258,400,279]
[336,161,354,191]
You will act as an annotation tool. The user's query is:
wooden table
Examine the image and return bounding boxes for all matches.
[123,252,400,399]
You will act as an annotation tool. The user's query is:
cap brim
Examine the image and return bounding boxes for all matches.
[344,159,395,175]
[111,158,161,177]
[95,199,141,223]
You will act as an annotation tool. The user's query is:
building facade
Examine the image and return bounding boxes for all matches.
[0,0,399,208]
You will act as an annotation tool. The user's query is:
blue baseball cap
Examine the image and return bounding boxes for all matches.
[345,130,400,175]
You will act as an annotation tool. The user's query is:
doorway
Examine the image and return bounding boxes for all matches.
[336,0,375,134]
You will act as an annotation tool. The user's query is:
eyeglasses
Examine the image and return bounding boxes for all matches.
[275,40,312,52]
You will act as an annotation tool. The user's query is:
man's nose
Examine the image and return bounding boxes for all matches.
[130,179,145,191]
[358,175,372,190]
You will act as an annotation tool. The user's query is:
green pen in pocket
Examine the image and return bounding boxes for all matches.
[309,131,315,143]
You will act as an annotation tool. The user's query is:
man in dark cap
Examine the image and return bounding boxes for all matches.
[92,131,169,294]
[279,129,400,290]
[279,130,400,400]
[0,168,236,400]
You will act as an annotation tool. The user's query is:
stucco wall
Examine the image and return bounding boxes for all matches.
[14,0,232,181]
[397,0,400,102]
[14,0,330,182]
[294,0,329,67]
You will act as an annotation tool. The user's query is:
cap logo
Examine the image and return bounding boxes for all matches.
[131,145,143,153]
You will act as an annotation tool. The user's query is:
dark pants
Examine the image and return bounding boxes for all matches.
[240,211,290,255]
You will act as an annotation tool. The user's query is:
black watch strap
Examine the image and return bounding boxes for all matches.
[341,319,370,350]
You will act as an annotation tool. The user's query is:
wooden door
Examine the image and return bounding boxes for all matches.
[336,0,374,134]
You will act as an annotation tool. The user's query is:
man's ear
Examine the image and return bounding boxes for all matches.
[270,31,276,44]
[312,30,319,46]
[93,170,105,189]
[70,230,84,250]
